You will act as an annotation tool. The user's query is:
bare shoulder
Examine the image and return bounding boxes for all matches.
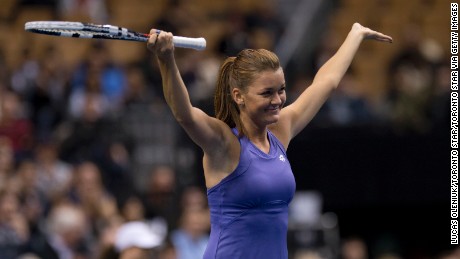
[268,114,291,150]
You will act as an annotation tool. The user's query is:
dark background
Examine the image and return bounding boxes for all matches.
[288,124,450,257]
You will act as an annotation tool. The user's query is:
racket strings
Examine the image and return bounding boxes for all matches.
[31,28,147,41]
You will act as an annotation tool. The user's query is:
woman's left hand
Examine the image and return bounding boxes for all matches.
[351,22,393,43]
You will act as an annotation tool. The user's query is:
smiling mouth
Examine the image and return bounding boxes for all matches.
[266,107,280,112]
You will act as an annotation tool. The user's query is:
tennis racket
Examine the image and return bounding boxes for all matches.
[24,21,206,51]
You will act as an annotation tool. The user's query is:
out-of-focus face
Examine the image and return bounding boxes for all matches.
[0,193,19,222]
[0,91,20,119]
[236,68,286,127]
[17,160,37,188]
[48,204,87,248]
[181,208,210,239]
[149,166,176,192]
[75,162,102,196]
[122,197,145,221]
[120,247,152,259]
[0,138,13,172]
[341,238,368,259]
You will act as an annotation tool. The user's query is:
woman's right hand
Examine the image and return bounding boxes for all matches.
[147,29,175,61]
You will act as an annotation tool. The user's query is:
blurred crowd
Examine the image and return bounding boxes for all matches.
[0,0,454,258]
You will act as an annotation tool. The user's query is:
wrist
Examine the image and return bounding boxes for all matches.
[157,52,175,65]
[349,23,366,40]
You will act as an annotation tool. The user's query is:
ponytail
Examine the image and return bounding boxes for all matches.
[214,57,246,136]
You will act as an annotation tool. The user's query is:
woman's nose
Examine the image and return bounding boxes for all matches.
[271,93,282,105]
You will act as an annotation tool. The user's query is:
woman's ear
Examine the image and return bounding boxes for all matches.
[232,88,245,106]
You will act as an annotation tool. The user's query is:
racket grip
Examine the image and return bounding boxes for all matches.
[173,36,206,51]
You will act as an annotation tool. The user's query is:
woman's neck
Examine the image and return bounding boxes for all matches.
[244,125,270,153]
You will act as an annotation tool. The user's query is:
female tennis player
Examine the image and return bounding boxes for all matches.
[147,23,392,259]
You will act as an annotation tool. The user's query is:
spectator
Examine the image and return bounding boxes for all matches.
[118,196,143,221]
[158,238,177,259]
[28,45,68,141]
[8,160,44,230]
[57,0,108,23]
[34,141,73,205]
[340,236,368,259]
[0,137,15,192]
[142,165,181,231]
[383,22,442,134]
[171,208,210,259]
[120,63,177,191]
[41,202,92,259]
[10,48,39,99]
[59,91,122,164]
[68,162,119,237]
[437,247,460,259]
[218,9,251,56]
[114,221,163,259]
[0,191,29,259]
[0,49,10,88]
[321,69,375,126]
[70,42,126,114]
[180,186,208,211]
[68,67,110,120]
[0,90,34,159]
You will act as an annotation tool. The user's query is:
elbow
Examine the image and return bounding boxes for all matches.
[324,76,341,89]
[174,113,192,126]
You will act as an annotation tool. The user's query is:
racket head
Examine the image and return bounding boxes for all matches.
[25,21,149,42]
[25,21,206,50]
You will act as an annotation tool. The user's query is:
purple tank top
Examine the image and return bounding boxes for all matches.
[203,128,296,259]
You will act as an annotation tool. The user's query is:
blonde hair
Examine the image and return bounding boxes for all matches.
[214,49,280,136]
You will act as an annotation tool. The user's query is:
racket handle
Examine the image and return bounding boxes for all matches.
[173,36,206,51]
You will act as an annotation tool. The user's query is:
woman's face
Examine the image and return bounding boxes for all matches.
[236,68,286,127]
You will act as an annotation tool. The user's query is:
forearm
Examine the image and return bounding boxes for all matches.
[157,55,194,124]
[313,28,365,88]
[282,27,366,137]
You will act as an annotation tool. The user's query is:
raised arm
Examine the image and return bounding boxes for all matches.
[276,23,392,142]
[147,30,232,153]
